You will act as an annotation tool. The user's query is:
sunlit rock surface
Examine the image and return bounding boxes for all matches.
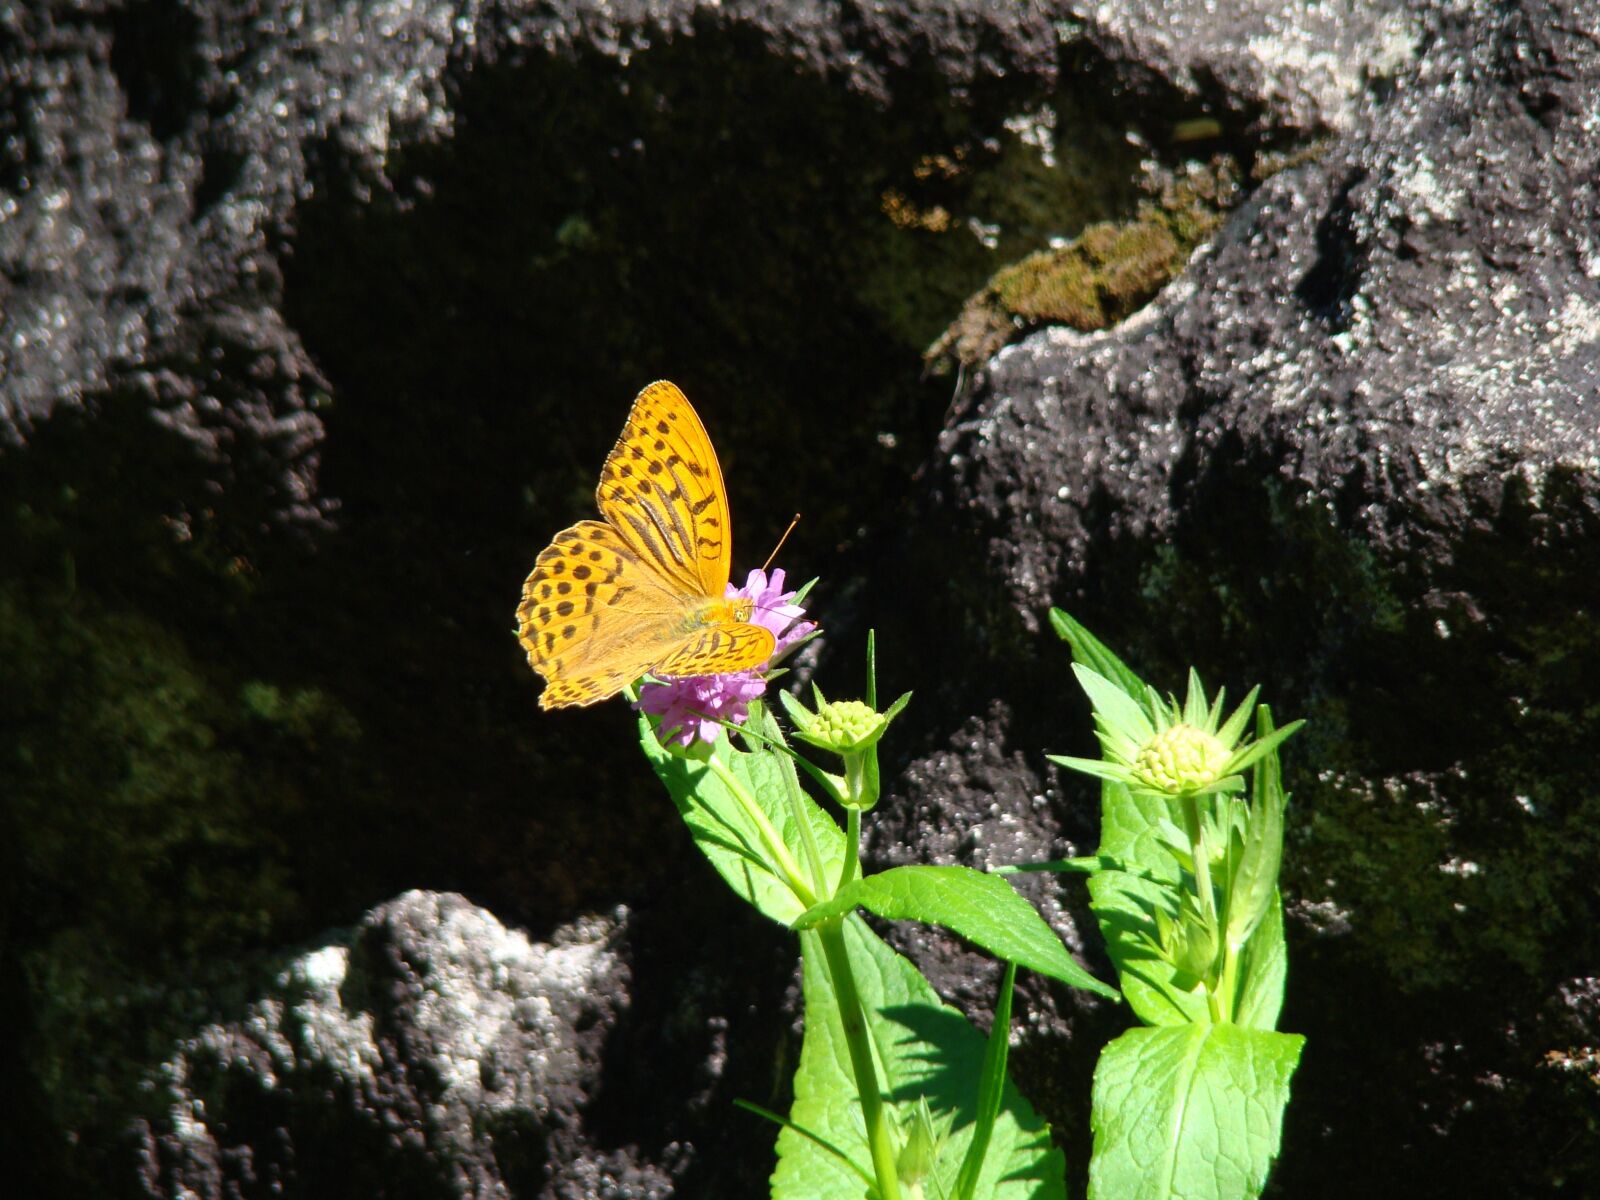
[895,3,1600,1194]
[136,892,636,1198]
[4,0,1595,1196]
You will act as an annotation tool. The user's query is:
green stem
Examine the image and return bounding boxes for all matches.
[1180,791,1227,1024]
[844,807,862,886]
[782,747,831,900]
[706,754,817,909]
[1180,793,1218,927]
[1216,935,1243,1021]
[816,920,902,1200]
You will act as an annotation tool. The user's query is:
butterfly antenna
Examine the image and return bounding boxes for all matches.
[761,513,802,573]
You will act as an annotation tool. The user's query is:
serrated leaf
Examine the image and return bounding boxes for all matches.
[774,917,1067,1200]
[792,865,1118,1000]
[1088,1024,1303,1200]
[641,713,844,925]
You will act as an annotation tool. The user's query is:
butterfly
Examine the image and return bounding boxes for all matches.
[517,380,778,709]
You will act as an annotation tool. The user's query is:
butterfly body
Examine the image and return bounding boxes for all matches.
[518,382,776,709]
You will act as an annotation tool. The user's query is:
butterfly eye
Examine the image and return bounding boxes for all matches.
[732,598,755,622]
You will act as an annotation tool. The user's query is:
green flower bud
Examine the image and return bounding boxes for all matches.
[802,698,887,753]
[896,1096,949,1197]
[1156,898,1220,993]
[1132,723,1231,795]
[779,686,912,812]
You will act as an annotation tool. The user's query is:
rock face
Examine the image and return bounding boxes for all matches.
[898,2,1600,1195]
[136,892,637,1199]
[4,0,1598,1197]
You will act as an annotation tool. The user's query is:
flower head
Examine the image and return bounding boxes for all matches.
[637,568,816,746]
[1132,723,1232,794]
[788,696,896,755]
[1050,666,1302,800]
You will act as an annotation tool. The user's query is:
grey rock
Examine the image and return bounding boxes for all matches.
[135,891,639,1199]
[0,0,1397,527]
[903,0,1600,1192]
[5,0,1588,1196]
[941,1,1599,619]
[1071,0,1420,133]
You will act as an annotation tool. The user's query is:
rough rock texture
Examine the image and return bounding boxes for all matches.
[10,0,1596,1197]
[1074,0,1420,133]
[884,1,1600,1193]
[135,892,637,1198]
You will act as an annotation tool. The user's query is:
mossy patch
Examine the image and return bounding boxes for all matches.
[926,156,1244,370]
[0,579,369,1140]
[854,104,1148,354]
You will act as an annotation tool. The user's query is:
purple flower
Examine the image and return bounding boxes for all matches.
[637,568,816,747]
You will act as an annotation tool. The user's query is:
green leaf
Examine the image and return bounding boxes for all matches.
[1215,686,1262,748]
[952,961,1017,1200]
[1088,1024,1303,1200]
[1223,720,1305,778]
[1087,782,1211,1025]
[734,1099,875,1190]
[1049,608,1148,701]
[640,712,844,925]
[1232,896,1288,1032]
[774,916,1066,1200]
[1226,711,1288,953]
[1073,665,1157,747]
[1044,754,1134,784]
[1181,668,1210,728]
[792,865,1118,1000]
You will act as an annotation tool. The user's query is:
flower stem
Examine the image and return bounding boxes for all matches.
[815,919,902,1200]
[1180,791,1227,1023]
[782,745,831,899]
[1216,935,1243,1020]
[844,807,862,887]
[706,754,817,909]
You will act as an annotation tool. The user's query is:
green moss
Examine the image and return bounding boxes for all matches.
[926,156,1245,370]
[854,104,1148,354]
[0,580,366,1136]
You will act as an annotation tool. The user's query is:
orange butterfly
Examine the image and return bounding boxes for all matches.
[517,381,777,709]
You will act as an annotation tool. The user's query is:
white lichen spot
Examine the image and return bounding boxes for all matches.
[1389,151,1464,222]
[295,944,350,990]
[1003,105,1058,169]
[1546,292,1600,355]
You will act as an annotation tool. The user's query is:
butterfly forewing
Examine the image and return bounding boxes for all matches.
[596,381,732,599]
[517,381,776,710]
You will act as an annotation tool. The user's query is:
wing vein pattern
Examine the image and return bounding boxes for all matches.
[516,381,775,709]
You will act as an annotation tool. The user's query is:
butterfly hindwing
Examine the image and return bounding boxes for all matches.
[518,382,777,710]
[596,380,731,599]
[653,620,776,679]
